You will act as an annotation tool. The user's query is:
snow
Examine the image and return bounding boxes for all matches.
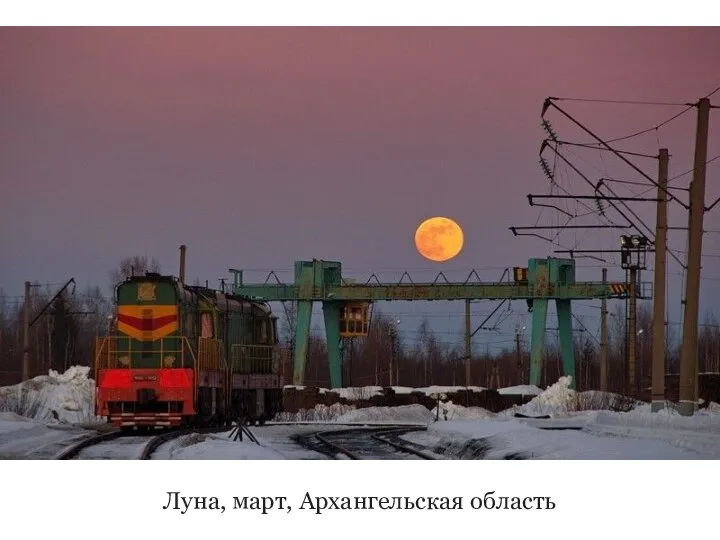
[497,376,640,418]
[404,416,720,459]
[502,376,577,417]
[287,385,487,400]
[2,366,719,459]
[274,403,356,422]
[498,384,543,396]
[152,431,287,460]
[0,412,33,423]
[0,413,93,459]
[399,378,720,459]
[387,386,416,395]
[438,401,496,421]
[413,385,486,395]
[330,386,385,400]
[332,404,435,424]
[0,366,101,425]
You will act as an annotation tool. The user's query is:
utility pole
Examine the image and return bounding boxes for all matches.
[349,337,354,387]
[388,322,396,387]
[374,339,379,386]
[600,268,608,392]
[679,98,711,416]
[464,299,471,387]
[22,281,30,382]
[651,148,669,412]
[621,235,648,398]
[515,326,525,385]
[627,266,638,397]
[515,330,521,384]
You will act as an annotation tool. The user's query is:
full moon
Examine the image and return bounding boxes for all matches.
[414,217,464,262]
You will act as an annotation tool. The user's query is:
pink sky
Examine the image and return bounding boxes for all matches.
[2,27,719,348]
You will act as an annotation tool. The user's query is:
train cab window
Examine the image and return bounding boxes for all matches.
[255,319,268,344]
[271,319,278,344]
[201,313,214,339]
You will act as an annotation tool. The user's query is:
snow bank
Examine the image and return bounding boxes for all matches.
[414,385,486,395]
[503,376,578,417]
[157,431,286,460]
[274,398,495,424]
[417,417,720,459]
[388,386,416,395]
[330,386,385,400]
[299,385,489,398]
[0,412,32,423]
[333,404,435,424]
[274,403,356,422]
[594,403,720,433]
[0,366,100,425]
[440,401,495,421]
[499,377,639,418]
[285,384,489,400]
[394,384,720,460]
[498,384,542,396]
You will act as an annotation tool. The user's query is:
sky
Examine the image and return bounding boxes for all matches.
[2,27,720,352]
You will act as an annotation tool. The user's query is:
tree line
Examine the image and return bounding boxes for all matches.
[1,255,719,395]
[277,303,720,395]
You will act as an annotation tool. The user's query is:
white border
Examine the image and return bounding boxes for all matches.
[1,460,718,539]
[2,0,718,26]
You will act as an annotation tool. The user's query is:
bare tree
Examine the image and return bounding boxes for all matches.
[108,255,161,297]
[280,301,297,350]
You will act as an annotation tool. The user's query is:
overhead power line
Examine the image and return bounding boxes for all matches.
[550,97,691,107]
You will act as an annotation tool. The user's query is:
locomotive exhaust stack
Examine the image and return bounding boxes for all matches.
[179,244,186,284]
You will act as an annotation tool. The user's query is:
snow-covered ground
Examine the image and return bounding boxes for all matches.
[0,412,93,459]
[0,366,101,425]
[284,384,487,400]
[400,377,720,459]
[498,384,543,396]
[401,416,719,459]
[150,430,289,460]
[3,368,720,459]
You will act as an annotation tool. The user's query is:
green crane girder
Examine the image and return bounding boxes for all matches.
[231,257,651,392]
[227,282,630,302]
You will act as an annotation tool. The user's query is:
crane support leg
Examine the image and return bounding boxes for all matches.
[529,298,548,386]
[293,300,313,385]
[556,299,576,389]
[323,301,343,389]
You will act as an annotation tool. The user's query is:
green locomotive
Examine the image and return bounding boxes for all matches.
[95,254,283,430]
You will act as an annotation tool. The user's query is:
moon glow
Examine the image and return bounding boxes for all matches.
[414,217,464,262]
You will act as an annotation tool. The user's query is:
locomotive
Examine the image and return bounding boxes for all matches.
[94,248,283,431]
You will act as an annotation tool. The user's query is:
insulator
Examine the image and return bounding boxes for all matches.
[541,119,558,142]
[595,198,605,215]
[539,157,554,182]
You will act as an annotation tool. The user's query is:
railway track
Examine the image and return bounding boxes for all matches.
[295,426,437,460]
[55,427,222,460]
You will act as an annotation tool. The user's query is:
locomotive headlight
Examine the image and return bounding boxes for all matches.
[119,355,130,367]
[163,355,176,368]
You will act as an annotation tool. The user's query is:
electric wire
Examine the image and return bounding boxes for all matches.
[568,80,720,146]
[550,97,691,107]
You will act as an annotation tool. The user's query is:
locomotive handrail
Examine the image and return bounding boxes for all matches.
[229,344,275,374]
[94,336,199,370]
